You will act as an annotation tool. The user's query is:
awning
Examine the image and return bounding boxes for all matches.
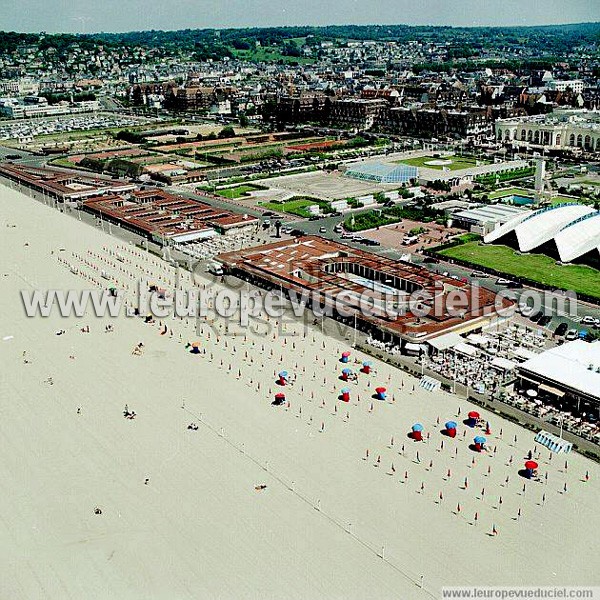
[404,342,424,353]
[466,333,491,347]
[491,356,516,371]
[427,332,463,351]
[518,374,541,386]
[514,348,538,361]
[538,383,565,398]
[453,342,478,357]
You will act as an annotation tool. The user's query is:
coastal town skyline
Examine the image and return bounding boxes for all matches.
[2,0,598,34]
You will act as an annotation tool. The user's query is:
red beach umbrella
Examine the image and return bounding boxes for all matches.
[524,460,538,470]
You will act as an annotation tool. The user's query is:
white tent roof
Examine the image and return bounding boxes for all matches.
[491,356,517,371]
[466,333,491,347]
[555,211,600,262]
[518,340,600,400]
[483,203,599,262]
[453,342,479,357]
[427,332,464,351]
[514,347,539,361]
[515,204,594,252]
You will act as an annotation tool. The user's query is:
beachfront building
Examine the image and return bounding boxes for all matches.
[83,188,258,244]
[495,111,600,152]
[517,340,600,418]
[218,236,509,347]
[0,163,135,201]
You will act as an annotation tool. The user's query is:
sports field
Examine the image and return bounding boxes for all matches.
[397,156,483,171]
[437,241,600,299]
[488,187,533,200]
[216,184,265,199]
[260,196,328,217]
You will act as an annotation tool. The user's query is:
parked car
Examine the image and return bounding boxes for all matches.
[565,328,579,341]
[581,316,598,326]
[319,226,327,233]
[554,322,568,337]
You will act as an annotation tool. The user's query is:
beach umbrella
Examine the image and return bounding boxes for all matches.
[445,420,457,438]
[410,423,423,442]
[278,371,288,386]
[342,368,353,374]
[524,460,538,470]
[341,387,351,402]
[411,423,424,441]
[473,435,486,452]
[467,411,480,427]
[375,386,387,400]
[341,351,351,363]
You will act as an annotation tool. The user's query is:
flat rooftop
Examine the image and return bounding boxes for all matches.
[83,189,258,240]
[519,340,600,402]
[219,236,508,341]
[0,163,136,199]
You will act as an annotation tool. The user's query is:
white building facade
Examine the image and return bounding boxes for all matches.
[495,112,600,152]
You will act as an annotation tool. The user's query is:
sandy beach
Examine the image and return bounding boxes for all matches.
[1,183,599,600]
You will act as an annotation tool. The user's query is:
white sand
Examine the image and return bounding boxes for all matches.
[0,184,599,599]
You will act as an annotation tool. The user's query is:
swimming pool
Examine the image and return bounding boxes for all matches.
[501,194,535,206]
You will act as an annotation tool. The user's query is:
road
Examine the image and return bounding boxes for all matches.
[3,145,598,331]
[281,213,600,330]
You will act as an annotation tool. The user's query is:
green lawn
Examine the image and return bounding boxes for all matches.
[488,187,533,200]
[260,197,327,217]
[48,157,79,169]
[437,241,600,299]
[215,184,264,199]
[550,195,580,206]
[397,156,484,171]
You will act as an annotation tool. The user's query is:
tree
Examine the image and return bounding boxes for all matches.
[218,126,236,139]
